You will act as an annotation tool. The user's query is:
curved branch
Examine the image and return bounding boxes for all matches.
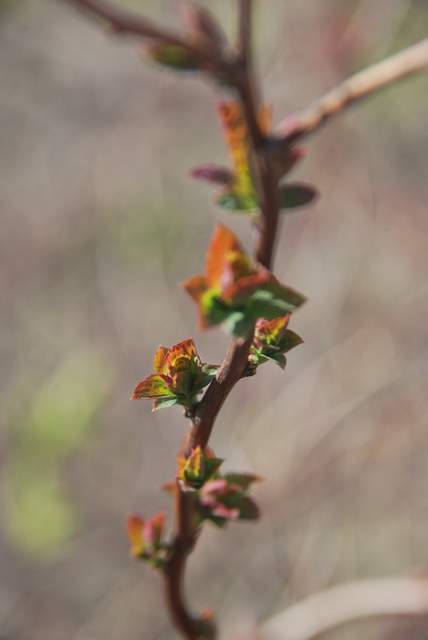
[261,577,428,640]
[167,3,281,636]
[163,488,202,640]
[277,37,428,145]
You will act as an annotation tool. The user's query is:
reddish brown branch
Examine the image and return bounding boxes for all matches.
[238,0,253,67]
[166,3,282,638]
[186,336,253,454]
[163,487,201,640]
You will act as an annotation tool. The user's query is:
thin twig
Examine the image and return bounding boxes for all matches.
[260,577,428,640]
[276,37,428,145]
[238,0,253,66]
[62,0,218,66]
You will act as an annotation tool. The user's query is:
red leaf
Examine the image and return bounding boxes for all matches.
[167,338,197,365]
[181,274,208,303]
[222,269,271,302]
[190,163,233,186]
[205,224,243,287]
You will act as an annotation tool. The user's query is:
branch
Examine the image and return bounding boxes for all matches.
[62,0,218,65]
[277,37,428,145]
[260,577,428,640]
[163,488,203,640]
[238,0,253,66]
[165,2,282,637]
[186,337,253,454]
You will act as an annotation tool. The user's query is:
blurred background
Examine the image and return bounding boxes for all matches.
[1,1,428,638]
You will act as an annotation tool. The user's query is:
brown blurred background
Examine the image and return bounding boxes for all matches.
[1,1,428,638]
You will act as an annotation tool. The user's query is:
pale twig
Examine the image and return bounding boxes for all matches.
[261,577,428,640]
[277,37,428,145]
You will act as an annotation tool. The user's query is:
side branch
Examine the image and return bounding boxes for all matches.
[261,577,428,640]
[62,0,217,64]
[277,37,428,145]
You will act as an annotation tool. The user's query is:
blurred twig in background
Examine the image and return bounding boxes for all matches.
[276,37,428,144]
[261,577,428,640]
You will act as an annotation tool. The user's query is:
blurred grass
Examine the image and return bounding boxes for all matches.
[4,353,112,557]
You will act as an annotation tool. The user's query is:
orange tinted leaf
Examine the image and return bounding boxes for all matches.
[205,224,243,287]
[144,512,165,548]
[258,104,272,135]
[127,514,144,557]
[132,374,174,399]
[218,101,246,150]
[218,102,253,197]
[167,338,197,365]
[218,101,271,201]
[222,270,271,302]
[161,481,177,495]
[256,316,290,340]
[153,346,168,373]
[181,274,208,302]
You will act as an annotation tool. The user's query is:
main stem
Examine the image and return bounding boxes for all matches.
[164,3,282,638]
[57,0,428,637]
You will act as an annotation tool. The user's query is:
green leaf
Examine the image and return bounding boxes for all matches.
[201,290,231,325]
[280,183,318,209]
[202,364,220,376]
[146,43,200,71]
[278,329,304,353]
[205,514,228,528]
[223,311,254,338]
[268,281,307,312]
[267,352,287,369]
[152,396,180,411]
[246,291,293,320]
[216,190,258,212]
[223,473,261,490]
[205,458,224,479]
[237,496,260,520]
